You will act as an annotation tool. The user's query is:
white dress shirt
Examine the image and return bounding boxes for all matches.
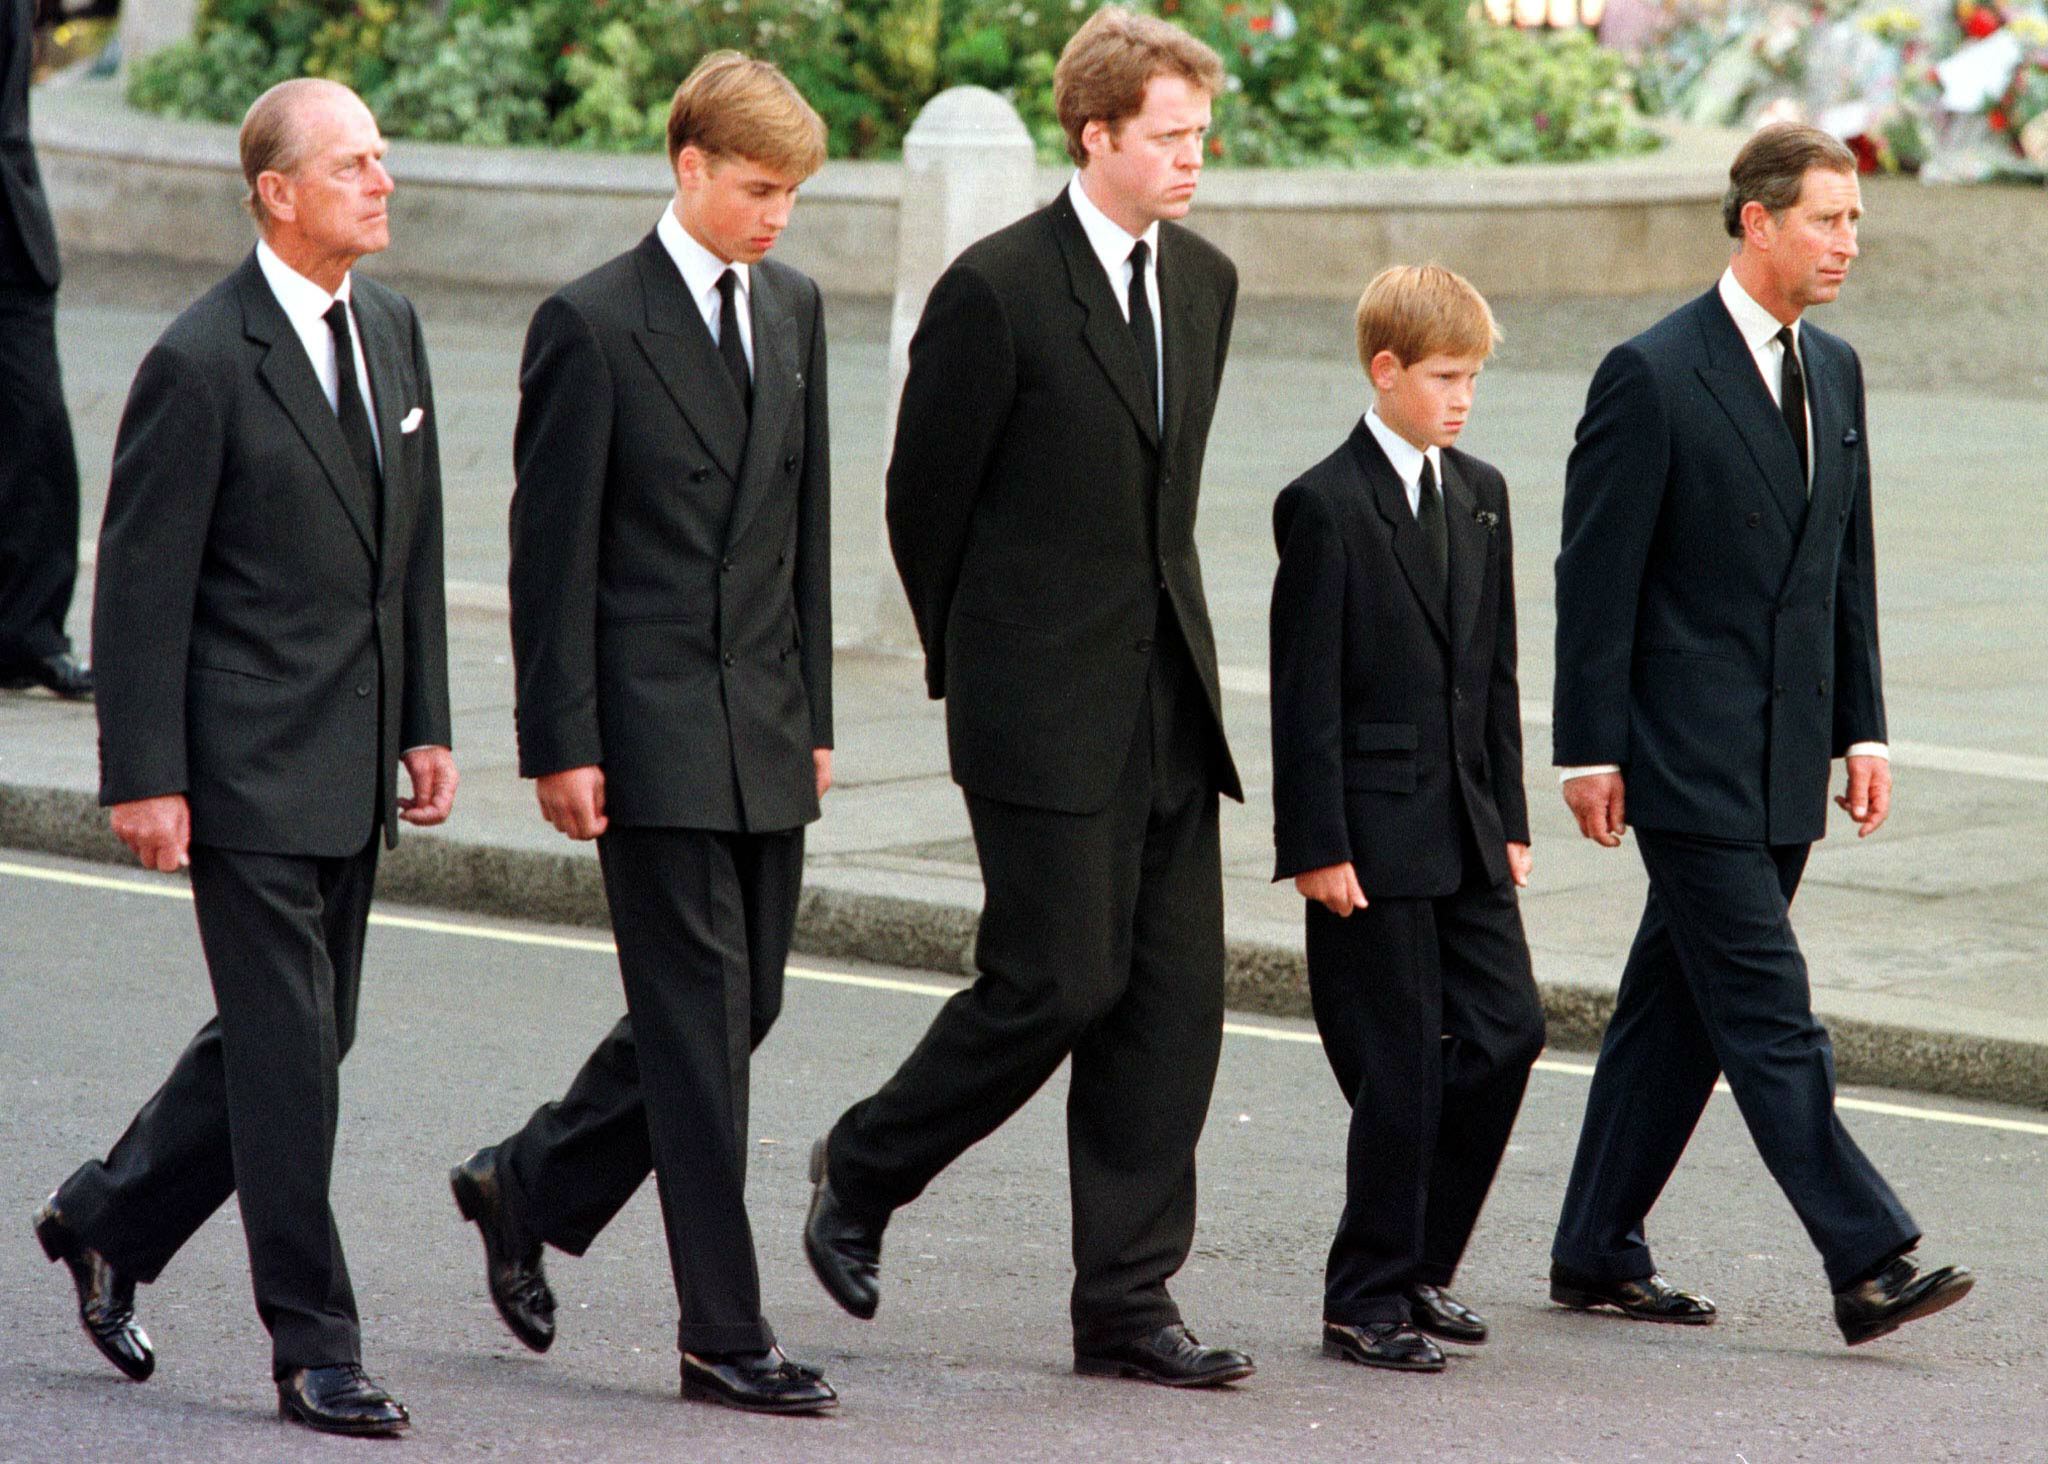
[255,239,382,470]
[1560,267,1883,783]
[1068,174,1163,424]
[657,203,753,374]
[1361,404,1440,518]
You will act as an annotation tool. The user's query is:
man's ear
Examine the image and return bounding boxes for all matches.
[1740,198,1775,251]
[255,170,295,225]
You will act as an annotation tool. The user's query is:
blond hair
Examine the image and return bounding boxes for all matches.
[1053,6,1226,167]
[666,51,827,178]
[239,77,357,225]
[1355,265,1501,370]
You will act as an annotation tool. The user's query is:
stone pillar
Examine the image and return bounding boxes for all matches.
[869,85,1037,651]
[118,0,200,69]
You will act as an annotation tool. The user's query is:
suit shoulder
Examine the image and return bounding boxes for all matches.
[1444,445,1507,500]
[1273,448,1352,535]
[755,254,820,304]
[549,248,646,322]
[1161,221,1236,289]
[148,271,246,366]
[351,273,414,320]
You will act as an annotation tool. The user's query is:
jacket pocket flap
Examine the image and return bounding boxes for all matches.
[1350,722,1418,754]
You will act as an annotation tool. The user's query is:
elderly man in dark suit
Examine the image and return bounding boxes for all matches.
[1549,123,1971,1347]
[32,78,452,1436]
[803,7,1252,1389]
[0,0,90,697]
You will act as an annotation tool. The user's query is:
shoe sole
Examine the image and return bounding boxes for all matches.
[34,1203,156,1382]
[1073,1356,1257,1387]
[1842,1273,1975,1346]
[803,1138,879,1321]
[680,1375,839,1414]
[1549,1284,1717,1325]
[278,1399,409,1436]
[449,1162,555,1355]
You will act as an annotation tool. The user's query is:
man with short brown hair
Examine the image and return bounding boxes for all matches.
[1549,123,1973,1347]
[803,6,1252,1389]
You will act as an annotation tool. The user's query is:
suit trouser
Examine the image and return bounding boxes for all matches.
[1307,865,1544,1325]
[55,839,379,1374]
[1552,829,1918,1291]
[826,634,1226,1353]
[0,285,81,665]
[497,825,801,1354]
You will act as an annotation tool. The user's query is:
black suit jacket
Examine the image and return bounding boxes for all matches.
[509,232,831,834]
[0,0,60,289]
[1269,423,1527,896]
[1553,288,1884,846]
[94,252,452,855]
[885,192,1240,815]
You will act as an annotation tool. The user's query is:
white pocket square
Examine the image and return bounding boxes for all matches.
[400,407,424,434]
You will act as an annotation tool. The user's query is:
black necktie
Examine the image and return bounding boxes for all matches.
[322,300,382,529]
[1127,239,1160,427]
[1416,455,1448,588]
[1776,325,1808,493]
[717,269,751,418]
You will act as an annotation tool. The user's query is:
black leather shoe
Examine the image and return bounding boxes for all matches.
[1549,1262,1717,1324]
[33,1198,154,1381]
[276,1364,409,1437]
[450,1147,555,1353]
[1322,1320,1446,1372]
[1075,1324,1256,1387]
[680,1346,838,1414]
[1406,1284,1487,1345]
[0,652,93,699]
[1835,1256,1973,1346]
[803,1136,883,1320]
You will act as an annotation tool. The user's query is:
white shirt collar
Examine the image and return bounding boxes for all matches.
[658,202,748,307]
[1718,265,1797,355]
[1068,172,1160,284]
[1363,404,1441,500]
[255,238,352,325]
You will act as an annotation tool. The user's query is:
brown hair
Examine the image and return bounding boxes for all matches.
[1722,123,1857,239]
[1355,264,1500,372]
[1053,6,1226,167]
[666,50,827,178]
[239,77,355,224]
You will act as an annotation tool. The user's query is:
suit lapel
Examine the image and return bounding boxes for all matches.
[1157,228,1207,532]
[1349,423,1448,647]
[724,265,800,549]
[1440,454,1487,664]
[1784,328,1848,586]
[1694,291,1807,533]
[630,233,747,482]
[239,256,376,557]
[356,285,410,569]
[1051,196,1161,450]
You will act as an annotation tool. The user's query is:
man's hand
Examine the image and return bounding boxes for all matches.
[111,794,190,872]
[536,765,608,840]
[1836,754,1891,838]
[814,748,833,801]
[1562,771,1627,847]
[1506,841,1532,888]
[399,746,458,826]
[1294,861,1368,917]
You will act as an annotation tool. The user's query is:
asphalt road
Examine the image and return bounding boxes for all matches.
[3,848,2042,1462]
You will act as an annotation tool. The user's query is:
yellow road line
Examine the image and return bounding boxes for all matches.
[6,857,2046,1137]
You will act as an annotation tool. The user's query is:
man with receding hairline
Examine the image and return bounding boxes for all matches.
[32,77,450,1436]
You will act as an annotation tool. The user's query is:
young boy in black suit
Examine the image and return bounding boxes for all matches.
[1268,265,1546,1373]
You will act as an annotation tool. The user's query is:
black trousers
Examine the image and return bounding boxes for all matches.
[54,840,379,1375]
[0,284,81,666]
[827,630,1226,1353]
[1553,829,1918,1291]
[495,825,802,1355]
[1307,864,1544,1325]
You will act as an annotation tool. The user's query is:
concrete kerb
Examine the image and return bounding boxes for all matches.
[6,779,2045,1108]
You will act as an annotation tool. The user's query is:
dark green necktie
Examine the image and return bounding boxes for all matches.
[1416,454,1448,586]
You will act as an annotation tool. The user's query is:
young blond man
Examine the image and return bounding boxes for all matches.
[1268,265,1545,1372]
[449,52,837,1414]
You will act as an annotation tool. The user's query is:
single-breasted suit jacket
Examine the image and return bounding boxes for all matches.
[885,193,1240,815]
[0,0,59,289]
[93,252,452,855]
[1553,289,1883,846]
[1269,422,1528,897]
[509,232,832,833]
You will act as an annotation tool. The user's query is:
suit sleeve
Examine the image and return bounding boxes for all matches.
[1485,470,1530,844]
[1831,348,1885,752]
[1553,342,1668,768]
[91,340,224,806]
[508,293,613,778]
[1268,482,1352,881]
[400,301,452,751]
[883,261,1017,698]
[796,280,833,749]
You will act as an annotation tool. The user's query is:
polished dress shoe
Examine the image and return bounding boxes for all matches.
[1550,1262,1716,1323]
[450,1147,555,1352]
[680,1346,837,1414]
[276,1364,409,1436]
[1075,1324,1256,1387]
[1834,1255,1973,1346]
[1406,1284,1487,1345]
[33,1198,154,1381]
[1322,1320,1446,1373]
[0,651,93,699]
[803,1136,883,1320]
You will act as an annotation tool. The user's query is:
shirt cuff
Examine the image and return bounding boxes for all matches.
[1558,764,1621,783]
[1843,742,1888,760]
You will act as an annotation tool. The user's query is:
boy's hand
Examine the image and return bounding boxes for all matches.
[1294,861,1368,917]
[1506,841,1532,887]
